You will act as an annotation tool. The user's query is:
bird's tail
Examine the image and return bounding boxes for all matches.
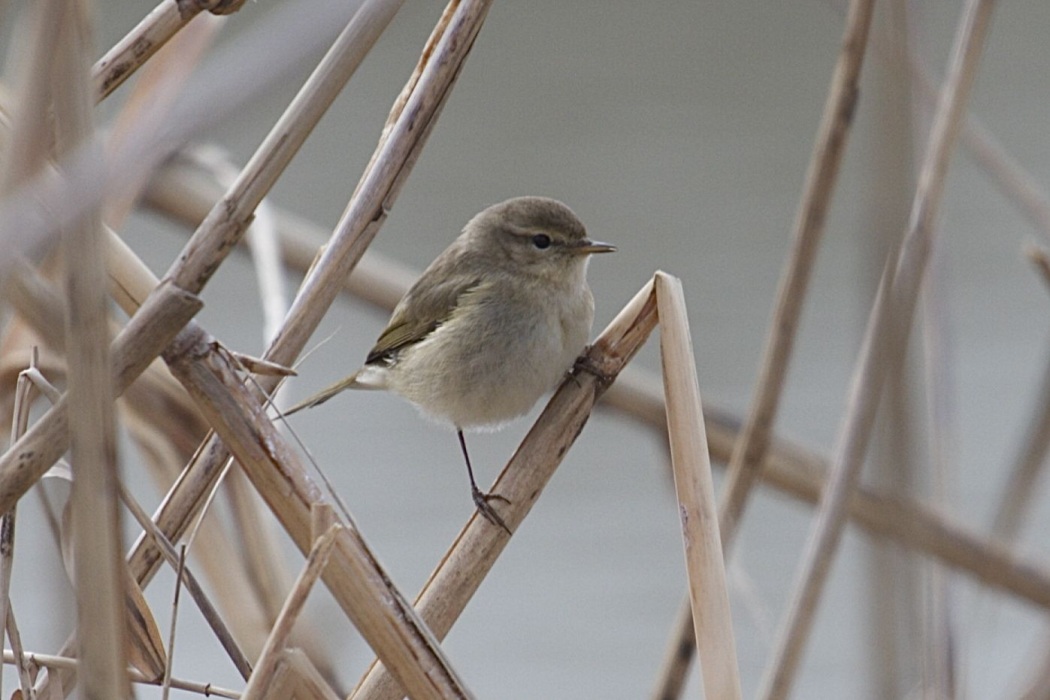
[284,369,374,416]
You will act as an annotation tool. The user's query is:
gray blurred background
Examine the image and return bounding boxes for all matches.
[7,0,1050,697]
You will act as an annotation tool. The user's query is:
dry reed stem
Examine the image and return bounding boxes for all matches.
[240,525,341,700]
[920,280,959,698]
[351,278,659,700]
[757,1,997,697]
[85,15,487,688]
[122,566,168,682]
[161,544,189,698]
[147,161,1050,611]
[655,273,741,700]
[246,197,287,346]
[0,270,268,674]
[54,2,131,696]
[864,5,921,691]
[92,0,245,101]
[718,0,876,550]
[1,650,241,698]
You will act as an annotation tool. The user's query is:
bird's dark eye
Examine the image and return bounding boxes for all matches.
[531,234,552,249]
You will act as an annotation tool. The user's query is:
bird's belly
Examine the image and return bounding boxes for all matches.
[390,301,587,429]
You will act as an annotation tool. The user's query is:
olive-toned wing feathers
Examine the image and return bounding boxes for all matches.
[365,242,483,365]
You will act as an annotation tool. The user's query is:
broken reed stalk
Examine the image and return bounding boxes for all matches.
[757,1,998,697]
[149,161,1050,613]
[652,1,877,694]
[54,1,131,697]
[240,524,340,700]
[350,276,661,700]
[655,273,741,700]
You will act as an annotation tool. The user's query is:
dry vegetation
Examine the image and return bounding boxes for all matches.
[0,0,1046,698]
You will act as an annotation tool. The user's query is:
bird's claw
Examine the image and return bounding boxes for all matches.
[472,486,512,535]
[572,349,614,386]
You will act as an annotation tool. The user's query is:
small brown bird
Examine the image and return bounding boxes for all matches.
[291,196,615,532]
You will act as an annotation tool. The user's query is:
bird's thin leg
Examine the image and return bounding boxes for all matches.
[457,429,511,534]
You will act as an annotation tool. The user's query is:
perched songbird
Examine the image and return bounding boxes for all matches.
[290,196,615,532]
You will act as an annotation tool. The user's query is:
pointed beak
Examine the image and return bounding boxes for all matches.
[573,239,617,255]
